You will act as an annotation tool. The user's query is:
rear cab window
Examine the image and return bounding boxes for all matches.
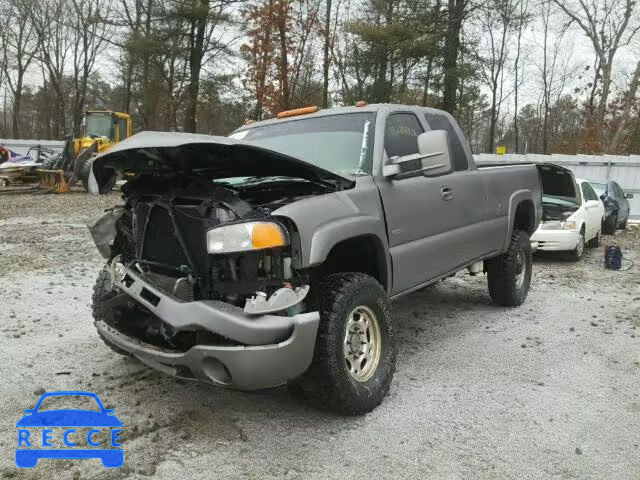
[424,112,469,171]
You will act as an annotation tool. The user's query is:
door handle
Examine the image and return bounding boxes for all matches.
[441,186,453,201]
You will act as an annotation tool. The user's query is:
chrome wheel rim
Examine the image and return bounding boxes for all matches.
[514,249,526,290]
[343,305,382,382]
[576,233,585,257]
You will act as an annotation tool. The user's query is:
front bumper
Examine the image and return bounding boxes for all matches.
[102,264,319,390]
[530,228,580,252]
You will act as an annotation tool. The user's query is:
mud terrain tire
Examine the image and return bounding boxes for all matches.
[289,273,396,415]
[92,267,129,356]
[603,213,618,235]
[486,230,532,306]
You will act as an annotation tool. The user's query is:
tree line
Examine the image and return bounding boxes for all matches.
[1,0,639,154]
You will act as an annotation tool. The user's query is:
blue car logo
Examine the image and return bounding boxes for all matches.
[16,391,123,468]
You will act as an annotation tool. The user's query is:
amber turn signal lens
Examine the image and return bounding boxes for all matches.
[251,223,286,248]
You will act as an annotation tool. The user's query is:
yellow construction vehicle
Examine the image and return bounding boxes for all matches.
[74,110,132,155]
[38,110,133,193]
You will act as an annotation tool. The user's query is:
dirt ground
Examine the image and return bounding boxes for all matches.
[1,191,639,480]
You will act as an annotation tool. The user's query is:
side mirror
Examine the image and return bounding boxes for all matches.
[625,193,633,199]
[383,130,453,179]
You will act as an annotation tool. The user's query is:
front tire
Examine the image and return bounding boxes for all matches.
[486,230,532,306]
[603,213,618,234]
[92,267,130,356]
[568,228,585,262]
[290,273,396,415]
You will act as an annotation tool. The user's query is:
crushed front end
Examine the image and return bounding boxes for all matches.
[87,136,350,389]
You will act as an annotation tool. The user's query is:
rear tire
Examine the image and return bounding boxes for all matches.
[92,267,130,356]
[619,218,627,229]
[587,228,601,248]
[486,230,532,306]
[289,273,396,415]
[603,213,618,234]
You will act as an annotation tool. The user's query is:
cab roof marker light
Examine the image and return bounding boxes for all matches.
[276,106,319,119]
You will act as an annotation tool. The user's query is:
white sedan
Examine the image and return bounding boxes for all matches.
[531,178,604,261]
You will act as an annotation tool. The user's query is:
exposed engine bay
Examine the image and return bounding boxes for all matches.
[537,163,580,222]
[91,173,333,351]
[541,197,579,221]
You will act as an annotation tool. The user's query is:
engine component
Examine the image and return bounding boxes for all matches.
[244,285,310,315]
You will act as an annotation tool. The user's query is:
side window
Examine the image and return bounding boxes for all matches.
[424,112,469,171]
[384,113,424,158]
[612,183,624,198]
[581,183,598,201]
[118,118,128,141]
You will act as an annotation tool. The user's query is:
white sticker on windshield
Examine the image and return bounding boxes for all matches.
[357,120,372,172]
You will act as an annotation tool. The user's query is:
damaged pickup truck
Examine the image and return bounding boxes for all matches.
[88,104,543,414]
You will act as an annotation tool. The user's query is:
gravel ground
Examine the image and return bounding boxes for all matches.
[1,192,639,480]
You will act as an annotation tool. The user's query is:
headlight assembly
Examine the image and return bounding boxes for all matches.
[206,222,288,254]
[540,221,562,230]
[540,220,578,230]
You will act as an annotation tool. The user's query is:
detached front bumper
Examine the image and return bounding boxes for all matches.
[530,228,580,252]
[100,264,319,390]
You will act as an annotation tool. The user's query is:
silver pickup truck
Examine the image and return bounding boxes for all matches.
[89,104,543,414]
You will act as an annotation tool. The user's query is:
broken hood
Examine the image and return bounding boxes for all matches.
[92,131,353,189]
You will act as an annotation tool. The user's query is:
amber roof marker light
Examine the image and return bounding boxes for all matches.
[276,106,319,119]
[355,100,368,107]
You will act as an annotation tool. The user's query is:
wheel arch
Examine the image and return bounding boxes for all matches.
[317,234,390,291]
[504,191,538,251]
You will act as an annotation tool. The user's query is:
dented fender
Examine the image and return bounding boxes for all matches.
[271,177,392,290]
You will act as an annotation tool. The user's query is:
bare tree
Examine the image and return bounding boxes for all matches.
[322,0,332,108]
[442,0,481,114]
[512,0,528,153]
[609,60,640,151]
[69,0,115,135]
[476,0,522,153]
[27,0,74,137]
[1,0,39,138]
[552,0,640,151]
[181,0,240,132]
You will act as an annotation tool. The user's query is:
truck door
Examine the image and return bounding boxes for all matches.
[376,110,489,295]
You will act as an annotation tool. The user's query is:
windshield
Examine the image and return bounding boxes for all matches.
[85,113,113,139]
[590,182,606,196]
[229,112,376,179]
